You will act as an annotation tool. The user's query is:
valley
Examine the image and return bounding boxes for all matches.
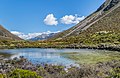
[0,0,120,78]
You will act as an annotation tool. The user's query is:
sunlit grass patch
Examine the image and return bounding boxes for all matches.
[61,50,120,64]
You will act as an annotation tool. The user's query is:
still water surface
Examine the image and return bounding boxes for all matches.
[0,48,113,66]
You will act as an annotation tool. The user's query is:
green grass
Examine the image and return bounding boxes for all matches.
[9,69,42,78]
[61,51,120,64]
[0,52,12,58]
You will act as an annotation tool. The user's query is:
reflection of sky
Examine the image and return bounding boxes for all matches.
[17,52,61,59]
[0,48,95,67]
[11,52,76,66]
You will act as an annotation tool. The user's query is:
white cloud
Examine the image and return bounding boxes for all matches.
[61,14,85,24]
[11,31,22,36]
[11,31,60,40]
[44,14,58,26]
[41,31,60,34]
[11,31,41,40]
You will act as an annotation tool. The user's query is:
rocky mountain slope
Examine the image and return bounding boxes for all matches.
[0,25,22,40]
[52,0,120,39]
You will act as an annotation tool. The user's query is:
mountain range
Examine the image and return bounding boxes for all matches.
[29,33,56,41]
[0,0,120,43]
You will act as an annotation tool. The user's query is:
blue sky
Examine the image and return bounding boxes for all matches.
[0,0,105,39]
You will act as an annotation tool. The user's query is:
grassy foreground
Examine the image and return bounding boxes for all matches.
[0,48,120,78]
[0,55,120,78]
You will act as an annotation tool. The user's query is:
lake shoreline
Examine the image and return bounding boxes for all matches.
[0,44,120,52]
[0,55,120,78]
[0,40,120,52]
[0,48,120,78]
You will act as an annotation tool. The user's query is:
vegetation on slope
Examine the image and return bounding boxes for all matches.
[0,31,120,50]
[51,0,120,39]
[0,1,119,50]
[79,6,120,37]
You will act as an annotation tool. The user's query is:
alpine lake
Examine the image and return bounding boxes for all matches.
[0,48,120,66]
